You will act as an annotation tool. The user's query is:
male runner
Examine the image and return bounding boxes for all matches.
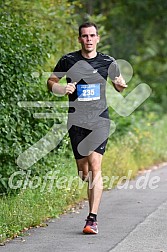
[47,22,127,234]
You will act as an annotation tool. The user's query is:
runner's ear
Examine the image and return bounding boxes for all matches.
[97,35,100,43]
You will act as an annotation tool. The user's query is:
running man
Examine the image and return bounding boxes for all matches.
[47,22,127,234]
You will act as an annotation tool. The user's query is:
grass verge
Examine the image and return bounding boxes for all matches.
[102,114,167,187]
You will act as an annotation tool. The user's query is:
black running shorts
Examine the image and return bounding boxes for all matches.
[68,124,109,160]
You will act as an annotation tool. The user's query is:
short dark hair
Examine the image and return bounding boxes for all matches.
[79,22,98,37]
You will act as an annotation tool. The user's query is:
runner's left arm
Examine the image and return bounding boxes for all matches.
[108,59,127,92]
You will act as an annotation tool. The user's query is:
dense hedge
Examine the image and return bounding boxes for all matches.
[0,12,49,193]
[0,0,80,194]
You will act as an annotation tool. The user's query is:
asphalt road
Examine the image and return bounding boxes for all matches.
[1,164,167,252]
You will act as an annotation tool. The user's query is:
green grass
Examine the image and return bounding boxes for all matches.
[102,115,167,186]
[0,153,87,243]
[0,171,87,242]
[0,185,82,242]
[0,116,167,243]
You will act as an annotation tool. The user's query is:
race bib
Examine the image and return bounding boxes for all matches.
[77,84,100,101]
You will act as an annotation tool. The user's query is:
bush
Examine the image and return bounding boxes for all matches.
[0,0,80,194]
[0,11,50,193]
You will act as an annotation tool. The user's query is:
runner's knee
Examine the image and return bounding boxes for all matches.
[78,171,89,182]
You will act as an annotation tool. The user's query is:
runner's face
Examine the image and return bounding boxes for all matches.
[78,26,100,53]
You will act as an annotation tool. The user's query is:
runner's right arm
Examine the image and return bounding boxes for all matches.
[47,72,76,95]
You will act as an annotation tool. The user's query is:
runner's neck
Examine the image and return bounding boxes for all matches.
[80,50,97,59]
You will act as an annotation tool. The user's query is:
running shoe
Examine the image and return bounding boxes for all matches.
[83,217,98,234]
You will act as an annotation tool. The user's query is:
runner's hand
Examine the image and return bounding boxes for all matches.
[65,82,77,95]
[112,75,127,92]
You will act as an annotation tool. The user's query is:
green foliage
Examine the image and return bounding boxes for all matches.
[0,11,48,192]
[103,115,167,189]
[0,0,79,194]
[0,155,81,242]
[105,0,167,113]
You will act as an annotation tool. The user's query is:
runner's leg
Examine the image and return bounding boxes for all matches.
[76,151,103,214]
